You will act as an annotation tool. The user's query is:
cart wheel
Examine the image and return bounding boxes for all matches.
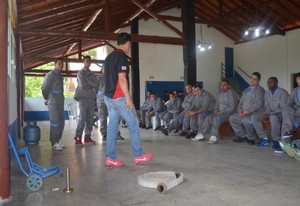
[26,174,43,191]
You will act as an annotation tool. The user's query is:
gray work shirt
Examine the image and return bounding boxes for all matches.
[290,87,300,116]
[141,98,152,111]
[238,85,265,114]
[192,90,216,113]
[166,97,182,114]
[264,87,290,114]
[149,97,165,113]
[42,69,64,104]
[181,93,195,111]
[215,89,238,114]
[76,67,99,99]
[96,73,105,103]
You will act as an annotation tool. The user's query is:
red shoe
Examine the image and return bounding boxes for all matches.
[84,137,96,145]
[74,137,83,147]
[134,153,153,165]
[105,158,124,168]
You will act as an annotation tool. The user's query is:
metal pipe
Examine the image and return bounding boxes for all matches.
[63,168,73,193]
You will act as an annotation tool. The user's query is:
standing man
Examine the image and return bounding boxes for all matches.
[104,32,152,167]
[262,77,293,153]
[191,79,238,143]
[42,58,65,151]
[229,72,266,145]
[96,69,124,142]
[74,56,99,146]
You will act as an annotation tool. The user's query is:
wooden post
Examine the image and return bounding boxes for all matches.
[0,0,10,199]
[131,18,140,109]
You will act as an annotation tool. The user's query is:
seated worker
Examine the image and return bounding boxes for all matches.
[136,90,153,128]
[159,91,182,130]
[145,92,165,130]
[161,85,194,136]
[182,85,216,139]
[229,72,266,145]
[262,77,293,153]
[191,79,238,143]
[288,72,300,136]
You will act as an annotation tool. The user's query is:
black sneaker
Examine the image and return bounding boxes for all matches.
[139,123,146,128]
[145,125,152,130]
[161,128,169,136]
[233,137,246,143]
[179,131,188,136]
[186,132,197,139]
[246,138,255,145]
[154,126,161,130]
[117,134,125,140]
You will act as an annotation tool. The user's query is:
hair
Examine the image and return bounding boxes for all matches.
[169,91,175,96]
[54,58,63,64]
[221,78,230,85]
[194,84,202,90]
[295,72,300,79]
[268,76,278,83]
[117,33,131,45]
[83,55,91,60]
[252,72,261,80]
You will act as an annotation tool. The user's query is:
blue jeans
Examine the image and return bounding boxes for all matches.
[104,96,143,159]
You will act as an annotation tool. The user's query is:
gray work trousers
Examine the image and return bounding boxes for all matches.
[136,109,147,125]
[270,107,294,140]
[48,103,65,146]
[97,101,108,137]
[159,111,177,128]
[146,112,162,127]
[190,112,213,133]
[229,112,265,140]
[198,113,231,139]
[76,98,95,138]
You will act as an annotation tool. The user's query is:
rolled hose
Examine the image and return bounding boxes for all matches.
[138,171,183,194]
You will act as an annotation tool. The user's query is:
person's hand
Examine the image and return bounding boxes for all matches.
[126,97,134,112]
[240,110,249,116]
[44,100,48,105]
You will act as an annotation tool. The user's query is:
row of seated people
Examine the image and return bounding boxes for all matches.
[137,72,300,154]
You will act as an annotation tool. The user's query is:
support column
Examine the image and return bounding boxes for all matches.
[0,0,10,199]
[182,0,196,86]
[131,18,140,109]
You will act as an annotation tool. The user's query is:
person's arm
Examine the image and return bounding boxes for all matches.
[118,72,134,111]
[41,72,51,105]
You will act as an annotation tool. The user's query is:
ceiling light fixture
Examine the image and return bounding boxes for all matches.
[244,4,270,38]
[196,24,212,52]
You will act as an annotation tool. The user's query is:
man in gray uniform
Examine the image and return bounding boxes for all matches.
[42,58,65,151]
[74,56,99,146]
[289,72,300,132]
[229,72,266,145]
[192,79,238,143]
[161,84,194,136]
[145,92,165,130]
[183,85,216,139]
[137,90,153,128]
[261,77,293,153]
[159,91,182,129]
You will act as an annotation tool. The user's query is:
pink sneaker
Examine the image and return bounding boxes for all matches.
[134,153,153,165]
[74,137,84,147]
[105,158,124,168]
[84,137,96,145]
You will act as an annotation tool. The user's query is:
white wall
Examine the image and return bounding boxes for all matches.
[235,29,300,91]
[137,8,234,101]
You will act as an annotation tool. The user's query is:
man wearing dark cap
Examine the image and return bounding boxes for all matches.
[229,72,266,145]
[103,32,152,167]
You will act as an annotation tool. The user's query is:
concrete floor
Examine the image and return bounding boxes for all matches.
[3,120,300,206]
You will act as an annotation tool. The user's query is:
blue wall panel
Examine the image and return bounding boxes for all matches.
[24,111,69,122]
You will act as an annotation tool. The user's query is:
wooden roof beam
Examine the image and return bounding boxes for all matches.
[130,0,185,38]
[14,29,186,45]
[64,8,103,56]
